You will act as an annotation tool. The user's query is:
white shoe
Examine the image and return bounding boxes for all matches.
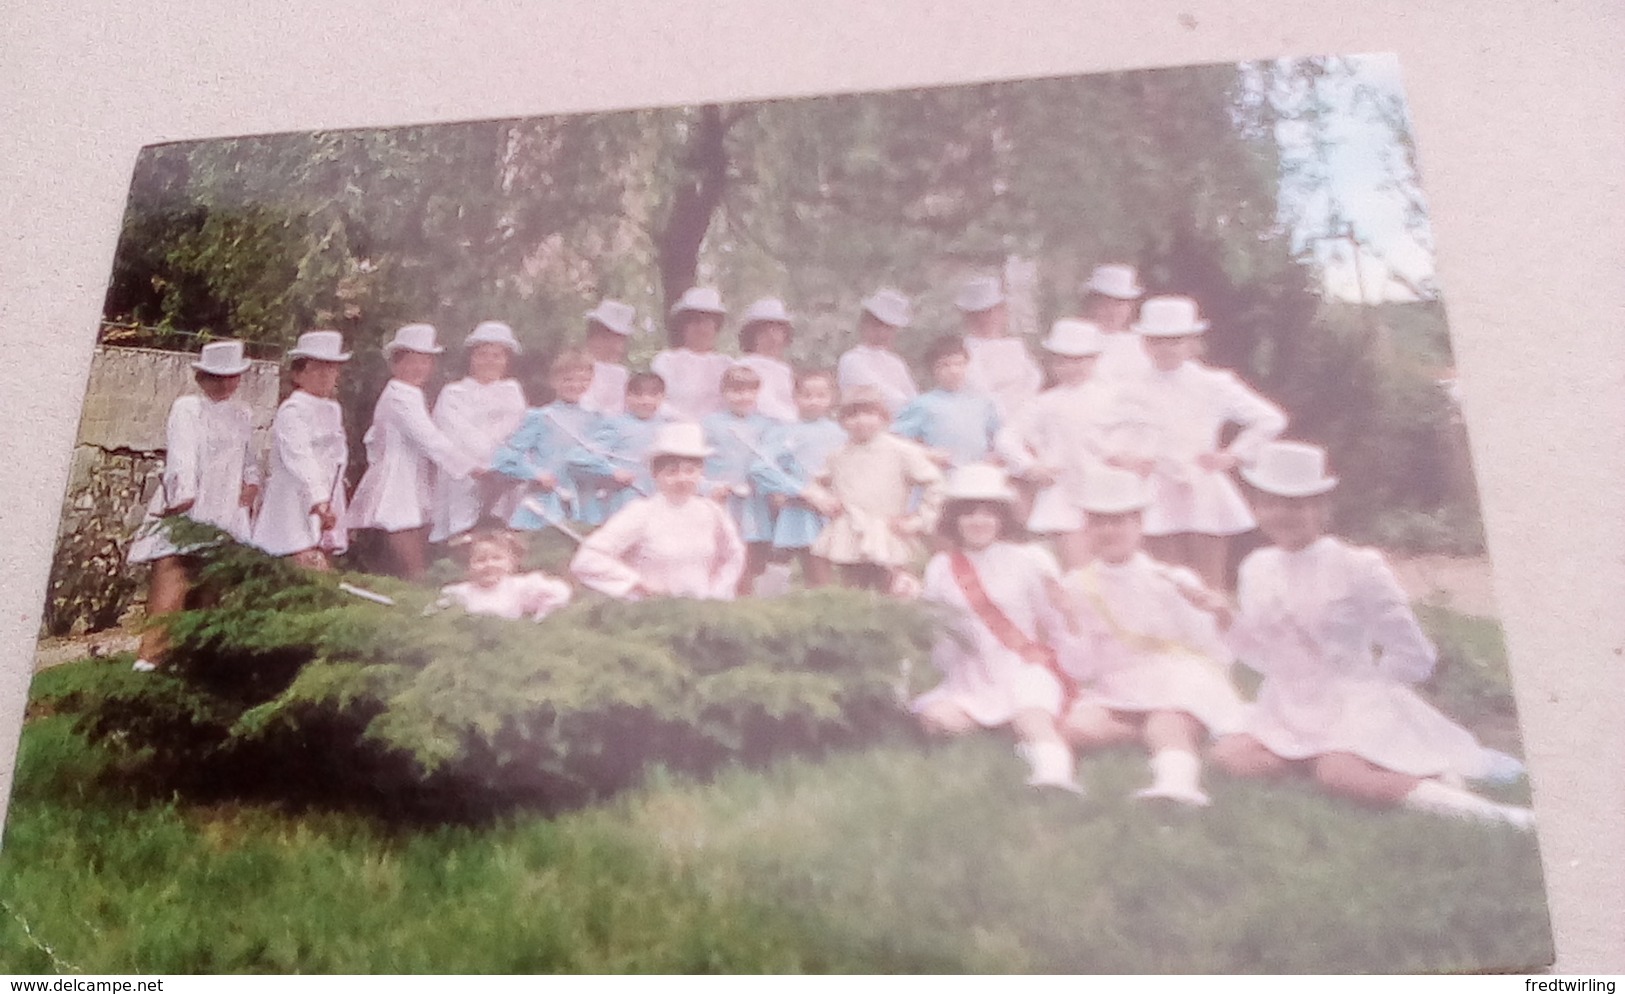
[1133,783,1212,808]
[1018,741,1086,795]
[131,659,158,673]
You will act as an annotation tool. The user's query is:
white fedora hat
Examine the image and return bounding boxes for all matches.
[954,276,1005,313]
[191,339,252,376]
[861,287,913,329]
[1079,466,1152,515]
[382,323,445,356]
[464,320,522,354]
[740,296,793,327]
[584,299,637,336]
[648,421,713,460]
[1133,296,1210,337]
[1085,264,1144,300]
[1241,441,1339,497]
[288,330,352,363]
[945,462,1018,503]
[1041,319,1104,357]
[669,286,726,318]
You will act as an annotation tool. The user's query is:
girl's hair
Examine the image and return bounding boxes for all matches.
[721,364,762,390]
[550,348,594,378]
[925,334,969,368]
[793,367,836,392]
[937,498,1019,543]
[740,319,792,355]
[837,398,886,420]
[289,356,312,376]
[1081,291,1141,320]
[465,528,526,564]
[626,371,666,395]
[194,369,236,387]
[650,454,704,476]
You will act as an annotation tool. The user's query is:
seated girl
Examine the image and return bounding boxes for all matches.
[911,464,1081,793]
[437,529,572,622]
[1058,467,1244,807]
[569,423,746,601]
[1210,442,1533,829]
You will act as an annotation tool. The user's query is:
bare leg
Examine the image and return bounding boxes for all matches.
[801,551,835,588]
[137,555,190,666]
[1312,751,1420,806]
[1060,700,1141,750]
[289,548,334,572]
[916,699,979,736]
[1144,709,1203,754]
[738,542,771,596]
[1209,733,1292,779]
[387,525,431,582]
[1012,707,1081,792]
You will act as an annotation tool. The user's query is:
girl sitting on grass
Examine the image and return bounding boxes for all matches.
[1210,441,1533,829]
[911,463,1081,793]
[436,528,572,622]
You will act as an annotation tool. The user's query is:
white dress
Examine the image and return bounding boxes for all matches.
[1229,536,1503,779]
[1094,331,1152,384]
[438,571,573,621]
[570,493,746,601]
[348,380,479,533]
[998,380,1120,533]
[128,393,259,563]
[836,344,918,416]
[1110,362,1286,537]
[651,348,735,422]
[428,377,527,542]
[910,543,1068,725]
[736,354,797,422]
[252,390,350,557]
[963,335,1042,420]
[1060,553,1244,735]
[581,361,629,417]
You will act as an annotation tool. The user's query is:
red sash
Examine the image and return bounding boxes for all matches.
[948,550,1075,701]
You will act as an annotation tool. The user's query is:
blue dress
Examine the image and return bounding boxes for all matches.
[751,417,849,550]
[568,412,672,523]
[892,389,1002,467]
[702,410,778,544]
[493,402,602,529]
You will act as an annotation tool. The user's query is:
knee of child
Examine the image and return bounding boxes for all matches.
[1210,734,1279,777]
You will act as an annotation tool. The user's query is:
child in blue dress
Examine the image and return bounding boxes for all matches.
[569,372,671,523]
[892,336,1003,469]
[751,368,847,588]
[493,349,602,531]
[703,364,778,595]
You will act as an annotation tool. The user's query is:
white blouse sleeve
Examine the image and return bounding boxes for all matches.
[570,501,652,599]
[161,397,202,508]
[517,571,574,620]
[392,386,478,479]
[1216,372,1287,464]
[1354,548,1437,684]
[275,400,330,511]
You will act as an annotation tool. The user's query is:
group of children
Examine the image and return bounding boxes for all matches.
[125,264,1531,830]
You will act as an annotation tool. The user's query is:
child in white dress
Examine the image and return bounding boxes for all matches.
[128,340,261,672]
[811,386,945,591]
[1109,296,1286,591]
[348,324,481,581]
[735,297,798,423]
[252,331,352,572]
[429,321,528,545]
[1210,442,1533,829]
[579,299,637,417]
[912,464,1081,792]
[651,287,734,422]
[1079,263,1149,384]
[836,288,918,418]
[570,422,746,601]
[1058,467,1244,807]
[436,529,572,622]
[956,275,1042,421]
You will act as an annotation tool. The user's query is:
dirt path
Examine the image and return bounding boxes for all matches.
[1387,553,1499,618]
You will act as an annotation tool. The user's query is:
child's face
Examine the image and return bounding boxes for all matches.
[1088,296,1137,332]
[467,343,511,384]
[199,373,241,402]
[1050,353,1097,386]
[626,387,664,419]
[794,377,835,420]
[1085,510,1143,564]
[723,382,760,417]
[681,314,721,352]
[963,304,1007,338]
[295,360,343,399]
[860,316,898,350]
[840,406,886,441]
[586,325,627,364]
[467,544,519,589]
[392,351,437,387]
[750,322,791,358]
[955,504,1004,550]
[654,458,704,499]
[1252,493,1326,552]
[1143,335,1192,372]
[554,365,592,403]
[932,352,969,391]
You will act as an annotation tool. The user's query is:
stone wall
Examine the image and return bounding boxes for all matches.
[42,346,281,636]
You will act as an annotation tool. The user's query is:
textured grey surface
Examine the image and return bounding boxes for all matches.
[0,0,1619,972]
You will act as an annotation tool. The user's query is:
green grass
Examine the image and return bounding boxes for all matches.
[0,607,1553,974]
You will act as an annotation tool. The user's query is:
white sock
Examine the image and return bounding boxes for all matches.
[1023,740,1080,791]
[1149,749,1202,792]
[1404,778,1534,830]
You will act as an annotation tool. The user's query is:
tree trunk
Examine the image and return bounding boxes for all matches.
[656,105,735,338]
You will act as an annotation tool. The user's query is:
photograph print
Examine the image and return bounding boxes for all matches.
[5,52,1554,974]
